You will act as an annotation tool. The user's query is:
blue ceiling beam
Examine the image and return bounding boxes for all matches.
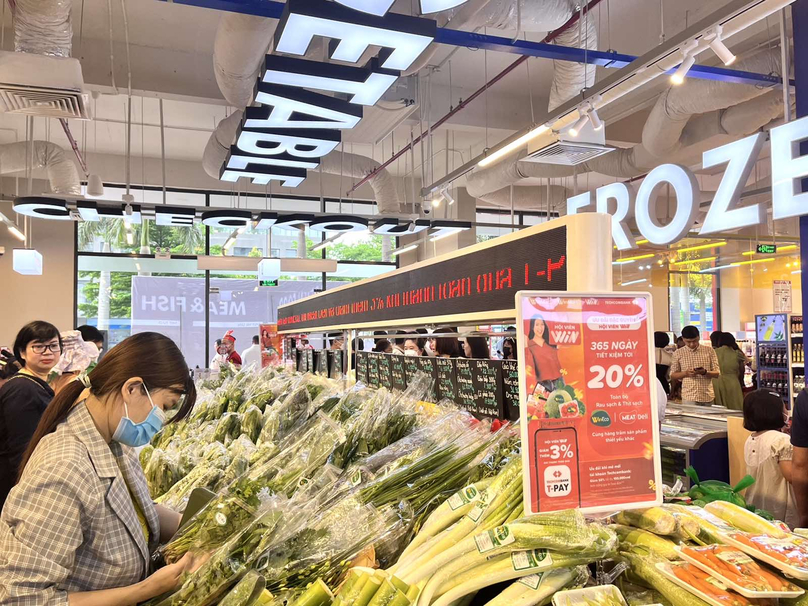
[156,0,785,88]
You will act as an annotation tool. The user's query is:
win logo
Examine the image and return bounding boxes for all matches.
[550,329,580,345]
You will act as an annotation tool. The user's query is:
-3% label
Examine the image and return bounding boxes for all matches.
[549,444,574,460]
[587,363,645,389]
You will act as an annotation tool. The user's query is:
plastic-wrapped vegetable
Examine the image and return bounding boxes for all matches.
[144,448,181,499]
[214,454,250,493]
[218,570,267,606]
[242,405,263,443]
[156,464,222,512]
[704,500,787,537]
[139,444,154,470]
[213,412,242,444]
[615,507,677,536]
[258,386,313,446]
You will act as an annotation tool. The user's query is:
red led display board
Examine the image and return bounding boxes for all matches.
[278,225,567,331]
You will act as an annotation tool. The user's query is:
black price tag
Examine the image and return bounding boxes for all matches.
[355,351,369,384]
[435,357,457,402]
[472,359,504,419]
[391,355,407,391]
[331,350,343,380]
[318,350,328,375]
[501,360,520,421]
[378,354,393,389]
[417,357,438,402]
[367,353,381,387]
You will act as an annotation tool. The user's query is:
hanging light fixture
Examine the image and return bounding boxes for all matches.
[567,111,590,137]
[707,24,736,66]
[0,212,25,241]
[670,40,700,85]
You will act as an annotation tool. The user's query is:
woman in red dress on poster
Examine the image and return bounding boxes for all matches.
[526,315,562,392]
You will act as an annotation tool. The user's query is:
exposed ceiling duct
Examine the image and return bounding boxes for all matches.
[0,140,81,195]
[0,0,82,195]
[466,47,786,208]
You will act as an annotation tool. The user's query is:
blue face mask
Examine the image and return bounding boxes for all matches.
[112,384,166,447]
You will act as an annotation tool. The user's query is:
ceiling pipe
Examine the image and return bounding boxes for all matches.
[345,0,605,196]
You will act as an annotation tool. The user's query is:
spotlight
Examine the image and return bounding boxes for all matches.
[588,105,603,131]
[441,188,455,206]
[568,112,590,137]
[708,25,735,66]
[431,196,442,208]
[671,40,699,85]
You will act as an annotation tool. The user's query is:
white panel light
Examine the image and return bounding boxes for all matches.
[13,248,43,275]
[478,125,549,167]
[275,0,434,72]
[420,0,469,13]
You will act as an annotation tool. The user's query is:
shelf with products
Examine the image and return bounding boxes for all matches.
[755,314,794,405]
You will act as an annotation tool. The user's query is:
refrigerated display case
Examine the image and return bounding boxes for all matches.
[792,315,804,405]
[659,404,740,486]
[755,314,791,405]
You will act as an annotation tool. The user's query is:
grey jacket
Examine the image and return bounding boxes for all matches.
[0,403,160,605]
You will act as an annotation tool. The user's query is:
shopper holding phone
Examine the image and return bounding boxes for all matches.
[670,325,720,406]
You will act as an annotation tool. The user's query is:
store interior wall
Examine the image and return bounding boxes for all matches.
[0,200,76,346]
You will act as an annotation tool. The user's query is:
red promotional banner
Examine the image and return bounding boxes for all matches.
[516,292,661,515]
[260,324,282,368]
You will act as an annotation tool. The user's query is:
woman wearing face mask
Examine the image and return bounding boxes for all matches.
[403,338,425,357]
[0,321,62,509]
[0,332,203,605]
[501,337,517,360]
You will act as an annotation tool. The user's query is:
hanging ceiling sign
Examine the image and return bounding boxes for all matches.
[220,0,437,188]
[12,198,470,239]
[568,116,808,250]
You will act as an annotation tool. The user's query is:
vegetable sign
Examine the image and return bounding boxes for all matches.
[515,292,662,515]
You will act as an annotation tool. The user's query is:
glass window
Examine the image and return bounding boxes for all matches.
[78,218,205,255]
[208,194,321,212]
[77,256,207,367]
[669,272,716,335]
[326,232,387,262]
[83,185,205,207]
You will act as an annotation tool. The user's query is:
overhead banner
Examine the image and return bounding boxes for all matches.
[278,225,567,331]
[515,291,661,515]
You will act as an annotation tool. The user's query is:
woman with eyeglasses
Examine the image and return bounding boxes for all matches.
[0,332,203,605]
[0,321,63,508]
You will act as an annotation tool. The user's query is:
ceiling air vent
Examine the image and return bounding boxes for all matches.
[0,51,89,119]
[524,119,613,166]
[523,140,614,166]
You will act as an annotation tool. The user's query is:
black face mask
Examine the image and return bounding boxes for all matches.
[503,348,512,357]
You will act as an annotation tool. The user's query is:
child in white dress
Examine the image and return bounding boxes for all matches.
[743,389,798,528]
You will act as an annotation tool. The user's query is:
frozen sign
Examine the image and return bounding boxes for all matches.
[568,116,808,250]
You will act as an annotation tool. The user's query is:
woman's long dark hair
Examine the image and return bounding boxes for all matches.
[528,315,555,347]
[435,327,463,358]
[464,336,490,359]
[19,332,196,478]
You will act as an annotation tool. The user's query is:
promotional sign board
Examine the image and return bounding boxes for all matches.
[515,291,661,514]
[259,323,282,367]
[279,225,567,331]
[773,280,793,313]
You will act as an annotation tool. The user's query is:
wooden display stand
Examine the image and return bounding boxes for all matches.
[727,416,752,489]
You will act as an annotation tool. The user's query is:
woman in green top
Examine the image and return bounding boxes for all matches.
[713,332,746,410]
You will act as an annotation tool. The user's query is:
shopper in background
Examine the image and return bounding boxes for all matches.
[221,330,242,368]
[416,328,435,356]
[0,349,20,390]
[676,336,685,349]
[501,337,517,360]
[329,333,345,351]
[670,325,720,406]
[240,335,262,371]
[463,336,490,359]
[76,324,105,355]
[434,327,463,358]
[723,332,751,390]
[373,339,393,354]
[0,332,201,603]
[791,381,808,526]
[710,330,723,349]
[373,330,388,346]
[391,331,406,355]
[403,337,425,357]
[51,330,101,395]
[743,389,797,528]
[713,332,745,410]
[209,339,224,370]
[525,315,562,392]
[0,321,62,509]
[654,332,673,394]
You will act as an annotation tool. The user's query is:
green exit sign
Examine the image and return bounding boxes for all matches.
[757,244,777,254]
[260,279,278,287]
